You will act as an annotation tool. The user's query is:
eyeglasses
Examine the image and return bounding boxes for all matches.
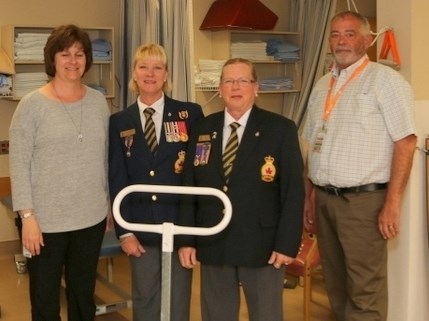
[221,78,256,86]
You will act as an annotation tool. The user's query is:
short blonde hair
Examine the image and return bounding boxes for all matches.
[128,43,170,93]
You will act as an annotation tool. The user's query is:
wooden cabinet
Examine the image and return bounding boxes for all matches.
[195,30,301,115]
[0,25,115,100]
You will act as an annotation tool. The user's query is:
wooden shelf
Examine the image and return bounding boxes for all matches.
[0,25,115,100]
[194,29,302,113]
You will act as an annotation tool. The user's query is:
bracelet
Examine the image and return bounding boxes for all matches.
[19,209,34,219]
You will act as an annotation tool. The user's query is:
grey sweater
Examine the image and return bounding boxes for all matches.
[9,86,110,232]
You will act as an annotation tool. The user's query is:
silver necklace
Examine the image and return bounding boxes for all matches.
[53,84,84,142]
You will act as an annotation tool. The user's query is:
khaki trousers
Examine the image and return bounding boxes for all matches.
[316,189,388,321]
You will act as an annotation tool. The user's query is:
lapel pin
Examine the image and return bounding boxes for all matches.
[179,110,189,119]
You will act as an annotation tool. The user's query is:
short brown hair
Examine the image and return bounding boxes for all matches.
[220,58,258,82]
[44,24,93,77]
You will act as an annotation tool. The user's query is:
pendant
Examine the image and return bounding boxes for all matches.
[78,134,83,142]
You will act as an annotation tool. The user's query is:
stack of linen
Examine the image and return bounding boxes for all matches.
[14,72,49,98]
[266,39,300,62]
[231,41,272,61]
[194,59,225,90]
[0,74,12,97]
[14,32,50,61]
[92,38,112,61]
[259,77,294,91]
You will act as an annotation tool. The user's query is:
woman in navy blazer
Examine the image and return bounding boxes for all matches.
[108,44,203,321]
[177,58,304,321]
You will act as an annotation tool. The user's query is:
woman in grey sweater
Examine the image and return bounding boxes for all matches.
[9,24,110,321]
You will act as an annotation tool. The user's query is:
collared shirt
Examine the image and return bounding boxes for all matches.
[303,56,416,187]
[331,56,367,95]
[222,107,251,152]
[137,94,165,143]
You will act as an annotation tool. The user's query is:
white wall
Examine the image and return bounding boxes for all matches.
[387,101,429,321]
[377,0,429,319]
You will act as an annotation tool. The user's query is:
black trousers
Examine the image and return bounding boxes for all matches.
[27,219,106,321]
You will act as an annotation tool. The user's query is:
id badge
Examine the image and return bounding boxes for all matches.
[312,126,327,153]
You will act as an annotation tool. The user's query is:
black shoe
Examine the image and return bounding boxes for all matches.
[283,277,297,289]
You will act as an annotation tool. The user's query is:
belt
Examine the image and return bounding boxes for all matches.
[315,183,388,196]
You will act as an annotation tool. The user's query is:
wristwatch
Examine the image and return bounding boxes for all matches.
[19,210,34,219]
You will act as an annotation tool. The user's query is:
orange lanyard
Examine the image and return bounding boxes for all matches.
[323,57,370,121]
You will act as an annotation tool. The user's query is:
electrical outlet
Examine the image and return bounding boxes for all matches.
[0,140,9,154]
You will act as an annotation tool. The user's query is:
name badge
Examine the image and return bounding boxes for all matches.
[312,126,327,153]
[120,128,136,138]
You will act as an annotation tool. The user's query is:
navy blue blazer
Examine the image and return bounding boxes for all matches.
[109,95,203,245]
[177,106,304,267]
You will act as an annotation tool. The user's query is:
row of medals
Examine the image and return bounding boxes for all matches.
[164,121,188,143]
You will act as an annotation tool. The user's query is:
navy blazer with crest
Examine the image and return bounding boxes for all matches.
[177,106,304,267]
[109,95,203,245]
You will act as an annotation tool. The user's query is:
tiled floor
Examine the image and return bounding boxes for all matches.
[0,240,334,321]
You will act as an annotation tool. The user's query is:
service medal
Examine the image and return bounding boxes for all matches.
[163,122,172,142]
[180,133,189,142]
[171,122,180,142]
[124,136,134,158]
[178,121,189,142]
